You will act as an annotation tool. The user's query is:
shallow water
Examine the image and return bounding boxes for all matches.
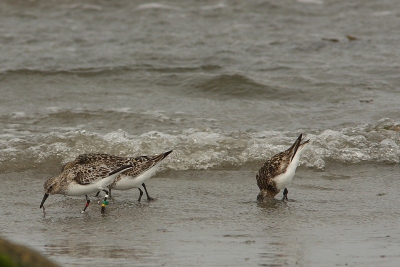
[1,164,400,266]
[1,0,400,266]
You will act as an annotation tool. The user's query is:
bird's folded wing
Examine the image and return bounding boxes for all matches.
[74,165,112,185]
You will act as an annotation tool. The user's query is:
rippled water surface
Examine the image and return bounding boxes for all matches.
[0,0,399,266]
[1,164,400,266]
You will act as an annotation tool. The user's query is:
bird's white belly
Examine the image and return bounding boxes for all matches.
[274,151,302,190]
[66,182,101,196]
[65,167,128,195]
[113,165,159,190]
[274,169,295,190]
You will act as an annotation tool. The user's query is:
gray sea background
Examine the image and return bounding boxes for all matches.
[0,0,400,266]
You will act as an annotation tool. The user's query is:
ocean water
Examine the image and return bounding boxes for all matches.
[0,0,399,266]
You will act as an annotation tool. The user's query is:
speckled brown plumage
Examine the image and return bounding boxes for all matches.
[40,161,134,214]
[62,150,173,204]
[256,134,309,201]
[62,154,130,172]
[63,151,173,189]
[46,163,125,194]
[109,152,172,188]
[256,152,291,192]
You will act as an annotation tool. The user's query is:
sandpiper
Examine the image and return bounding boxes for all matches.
[256,134,309,201]
[40,162,133,215]
[64,150,173,202]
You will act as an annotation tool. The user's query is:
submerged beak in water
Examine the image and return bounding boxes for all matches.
[40,193,49,209]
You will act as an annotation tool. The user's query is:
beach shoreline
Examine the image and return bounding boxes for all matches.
[1,163,398,266]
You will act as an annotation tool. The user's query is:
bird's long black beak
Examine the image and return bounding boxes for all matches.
[40,193,49,209]
[290,134,303,162]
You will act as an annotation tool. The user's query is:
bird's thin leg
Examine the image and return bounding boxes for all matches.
[82,195,91,213]
[142,183,154,201]
[95,188,111,200]
[137,188,144,202]
[101,190,109,215]
[282,188,289,201]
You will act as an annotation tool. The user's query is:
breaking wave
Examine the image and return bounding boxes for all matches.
[0,118,399,173]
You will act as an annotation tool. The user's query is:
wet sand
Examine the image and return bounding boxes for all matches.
[1,163,399,267]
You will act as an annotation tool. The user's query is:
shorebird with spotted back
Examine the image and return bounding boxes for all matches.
[40,161,133,215]
[63,150,173,202]
[256,134,310,201]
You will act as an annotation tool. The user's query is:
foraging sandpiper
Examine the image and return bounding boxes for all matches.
[63,150,173,202]
[256,134,309,201]
[40,162,133,215]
